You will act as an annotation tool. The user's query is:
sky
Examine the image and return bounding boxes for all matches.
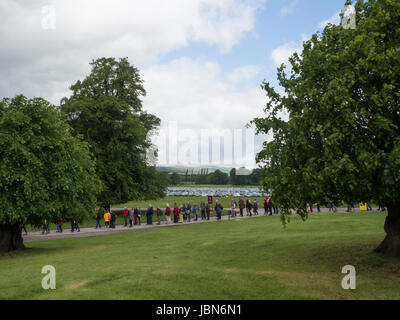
[0,0,348,169]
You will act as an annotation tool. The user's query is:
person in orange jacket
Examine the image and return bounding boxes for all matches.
[104,211,111,228]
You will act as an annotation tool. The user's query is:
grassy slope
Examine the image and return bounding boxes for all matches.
[1,212,399,300]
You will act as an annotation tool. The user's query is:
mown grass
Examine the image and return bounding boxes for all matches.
[1,211,399,300]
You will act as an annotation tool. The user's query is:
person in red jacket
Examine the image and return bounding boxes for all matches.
[123,208,129,227]
[173,203,179,223]
[165,204,171,224]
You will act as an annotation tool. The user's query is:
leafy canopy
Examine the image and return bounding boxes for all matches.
[61,57,166,207]
[252,0,400,218]
[0,95,100,226]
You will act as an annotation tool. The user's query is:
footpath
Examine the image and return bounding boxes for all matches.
[23,207,379,243]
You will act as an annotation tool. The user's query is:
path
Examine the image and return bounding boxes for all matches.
[23,208,382,243]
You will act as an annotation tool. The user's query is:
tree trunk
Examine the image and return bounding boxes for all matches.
[0,224,25,253]
[375,203,400,258]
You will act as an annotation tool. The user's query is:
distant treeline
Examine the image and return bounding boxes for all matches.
[166,168,263,186]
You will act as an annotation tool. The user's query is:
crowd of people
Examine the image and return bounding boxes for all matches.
[28,196,384,235]
[93,197,279,229]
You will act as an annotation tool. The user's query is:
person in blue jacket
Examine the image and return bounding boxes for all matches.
[193,203,199,221]
[215,201,223,220]
[138,208,142,225]
[253,199,259,216]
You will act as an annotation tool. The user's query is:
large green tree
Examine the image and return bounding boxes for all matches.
[252,0,400,257]
[170,172,181,185]
[209,169,229,185]
[60,57,165,208]
[0,95,100,252]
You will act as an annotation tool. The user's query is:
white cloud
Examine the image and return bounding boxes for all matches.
[270,33,309,67]
[227,65,262,83]
[270,41,301,67]
[318,10,341,30]
[280,0,299,16]
[142,58,268,166]
[143,58,265,131]
[0,0,269,168]
[0,0,264,103]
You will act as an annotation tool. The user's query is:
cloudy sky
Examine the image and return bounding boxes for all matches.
[0,0,347,168]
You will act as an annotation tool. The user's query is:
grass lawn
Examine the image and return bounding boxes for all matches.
[1,212,399,300]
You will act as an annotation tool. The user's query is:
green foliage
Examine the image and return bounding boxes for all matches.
[208,169,229,185]
[169,172,181,185]
[0,95,100,226]
[60,57,165,207]
[229,167,263,185]
[252,0,400,221]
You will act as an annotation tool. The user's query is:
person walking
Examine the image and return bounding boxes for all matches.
[110,211,116,229]
[366,201,373,211]
[179,205,184,223]
[173,203,179,223]
[246,199,253,216]
[346,202,353,212]
[253,199,259,216]
[129,207,134,228]
[56,221,63,233]
[193,203,199,221]
[273,203,279,215]
[165,204,171,224]
[71,220,80,232]
[239,198,244,217]
[215,201,223,220]
[231,199,237,217]
[133,206,139,225]
[266,197,273,215]
[187,203,192,222]
[42,219,50,235]
[95,211,102,229]
[182,204,187,222]
[156,207,163,225]
[263,197,268,215]
[206,203,211,220]
[104,211,111,228]
[147,205,154,225]
[138,208,142,225]
[201,201,206,220]
[123,208,129,227]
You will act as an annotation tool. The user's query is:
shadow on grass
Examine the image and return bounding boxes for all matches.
[289,238,400,275]
[0,246,75,259]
